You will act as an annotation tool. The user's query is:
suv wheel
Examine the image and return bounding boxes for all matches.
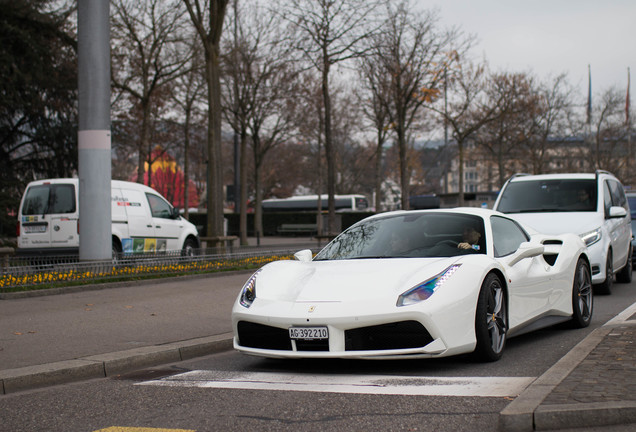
[616,247,633,283]
[594,251,613,295]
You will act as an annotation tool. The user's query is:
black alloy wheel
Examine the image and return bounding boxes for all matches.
[571,258,593,328]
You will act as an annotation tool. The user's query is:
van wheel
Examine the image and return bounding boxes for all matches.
[112,240,122,263]
[182,238,197,257]
[594,251,613,295]
[616,247,632,283]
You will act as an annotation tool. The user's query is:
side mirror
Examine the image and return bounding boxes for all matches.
[608,206,627,219]
[508,242,545,266]
[171,207,181,219]
[294,249,313,262]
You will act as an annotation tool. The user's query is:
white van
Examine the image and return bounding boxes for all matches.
[17,178,200,257]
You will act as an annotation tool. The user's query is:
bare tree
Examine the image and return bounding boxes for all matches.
[591,87,631,176]
[366,1,459,209]
[358,54,392,212]
[430,60,502,204]
[523,74,574,175]
[278,0,381,233]
[222,0,297,241]
[111,0,191,185]
[474,72,538,186]
[170,37,207,218]
[182,0,229,238]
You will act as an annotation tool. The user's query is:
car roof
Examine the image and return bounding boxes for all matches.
[508,173,597,182]
[367,207,503,221]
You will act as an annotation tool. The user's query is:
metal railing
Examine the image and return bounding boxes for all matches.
[0,244,318,292]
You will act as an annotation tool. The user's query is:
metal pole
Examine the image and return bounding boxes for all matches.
[78,0,111,262]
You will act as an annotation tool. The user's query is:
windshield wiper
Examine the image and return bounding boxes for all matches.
[510,208,566,213]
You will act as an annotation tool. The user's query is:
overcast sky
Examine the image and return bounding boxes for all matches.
[424,0,634,100]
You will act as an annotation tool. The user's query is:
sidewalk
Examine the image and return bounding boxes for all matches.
[1,247,635,431]
[499,302,636,431]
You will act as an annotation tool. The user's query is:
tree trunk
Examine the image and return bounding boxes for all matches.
[239,130,248,245]
[321,57,336,234]
[205,46,224,238]
[374,134,383,212]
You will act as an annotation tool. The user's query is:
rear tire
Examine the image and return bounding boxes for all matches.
[571,258,593,328]
[616,247,632,283]
[474,273,507,362]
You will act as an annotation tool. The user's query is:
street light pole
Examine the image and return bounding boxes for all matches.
[78,0,111,262]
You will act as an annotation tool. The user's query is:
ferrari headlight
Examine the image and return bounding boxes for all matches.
[580,228,602,247]
[397,264,461,307]
[239,269,261,308]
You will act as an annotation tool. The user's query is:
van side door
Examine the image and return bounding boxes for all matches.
[146,192,182,252]
[120,188,155,253]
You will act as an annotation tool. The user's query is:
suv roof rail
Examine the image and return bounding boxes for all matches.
[595,169,613,176]
[509,173,531,180]
[595,169,615,183]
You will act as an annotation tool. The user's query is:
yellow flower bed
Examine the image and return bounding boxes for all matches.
[0,254,294,290]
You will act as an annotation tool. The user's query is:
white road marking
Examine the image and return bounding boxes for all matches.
[137,370,535,397]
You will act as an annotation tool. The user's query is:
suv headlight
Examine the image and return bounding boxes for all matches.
[580,228,602,247]
[397,265,461,307]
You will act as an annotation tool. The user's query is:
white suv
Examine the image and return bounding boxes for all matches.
[493,171,632,294]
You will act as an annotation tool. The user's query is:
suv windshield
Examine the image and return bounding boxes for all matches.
[497,179,597,213]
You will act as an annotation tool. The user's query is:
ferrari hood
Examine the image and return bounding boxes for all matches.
[253,257,458,303]
[506,212,602,236]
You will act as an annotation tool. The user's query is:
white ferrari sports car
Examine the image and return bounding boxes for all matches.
[231,208,592,361]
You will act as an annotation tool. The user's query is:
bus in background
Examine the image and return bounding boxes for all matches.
[262,194,369,212]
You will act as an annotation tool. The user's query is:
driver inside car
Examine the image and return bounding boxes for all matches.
[458,226,481,251]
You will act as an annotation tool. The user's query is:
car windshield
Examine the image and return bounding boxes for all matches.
[497,179,597,213]
[314,212,486,260]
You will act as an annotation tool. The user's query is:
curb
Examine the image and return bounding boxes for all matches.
[0,333,234,394]
[499,301,636,431]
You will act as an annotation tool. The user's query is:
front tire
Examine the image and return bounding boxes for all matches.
[181,237,198,257]
[594,251,613,295]
[474,273,507,362]
[571,258,593,328]
[112,239,122,264]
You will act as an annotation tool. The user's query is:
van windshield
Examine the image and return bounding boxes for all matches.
[22,184,76,215]
[497,179,597,213]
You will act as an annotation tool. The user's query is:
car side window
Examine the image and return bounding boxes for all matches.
[607,180,628,211]
[146,193,173,219]
[603,181,613,217]
[491,216,529,258]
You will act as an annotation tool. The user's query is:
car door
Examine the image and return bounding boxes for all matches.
[491,216,552,331]
[146,192,182,251]
[606,179,631,268]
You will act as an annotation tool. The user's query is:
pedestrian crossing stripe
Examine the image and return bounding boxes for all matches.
[137,370,535,398]
[93,428,195,432]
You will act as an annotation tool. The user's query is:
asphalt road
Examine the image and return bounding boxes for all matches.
[1,273,635,431]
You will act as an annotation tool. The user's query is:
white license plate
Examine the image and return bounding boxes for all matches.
[24,225,47,233]
[289,326,329,340]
